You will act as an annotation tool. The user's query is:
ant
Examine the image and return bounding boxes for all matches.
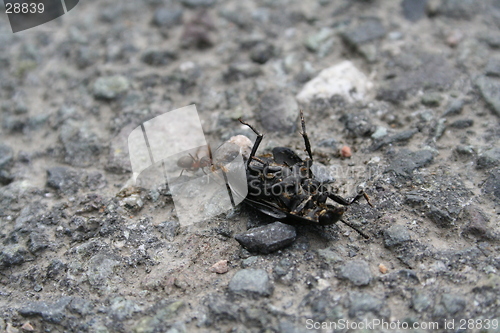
[176,146,212,177]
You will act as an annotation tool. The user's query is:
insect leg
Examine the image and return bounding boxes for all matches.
[239,118,264,168]
[339,219,370,239]
[300,110,313,162]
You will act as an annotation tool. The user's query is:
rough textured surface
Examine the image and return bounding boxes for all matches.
[1,0,500,332]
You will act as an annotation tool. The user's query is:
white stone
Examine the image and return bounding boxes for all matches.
[296,60,373,104]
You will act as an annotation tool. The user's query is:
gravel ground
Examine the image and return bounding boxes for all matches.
[1,0,500,332]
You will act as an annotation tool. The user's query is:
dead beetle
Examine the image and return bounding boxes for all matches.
[238,111,373,237]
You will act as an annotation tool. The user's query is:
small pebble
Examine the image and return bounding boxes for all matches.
[446,30,463,47]
[378,263,388,274]
[210,260,229,274]
[341,146,352,158]
[21,322,34,331]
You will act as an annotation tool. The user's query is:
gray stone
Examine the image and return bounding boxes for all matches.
[228,268,273,297]
[46,166,82,194]
[87,253,121,287]
[259,90,299,133]
[250,43,274,64]
[152,7,183,27]
[437,0,479,19]
[206,295,239,322]
[383,225,411,248]
[338,260,372,286]
[341,112,374,138]
[68,297,93,316]
[449,119,473,128]
[28,232,49,253]
[235,222,296,254]
[443,99,465,116]
[411,292,432,312]
[378,53,457,102]
[110,297,141,320]
[341,17,386,46]
[179,0,215,7]
[157,221,180,241]
[93,76,129,100]
[19,297,72,324]
[348,292,383,317]
[370,129,418,151]
[0,244,28,269]
[132,301,185,333]
[141,49,177,66]
[477,147,500,169]
[0,144,13,170]
[441,293,466,314]
[421,92,443,106]
[224,62,262,82]
[476,76,500,117]
[385,149,434,178]
[402,0,428,22]
[460,205,497,240]
[59,122,103,167]
[483,168,500,203]
[427,206,454,227]
[485,58,500,77]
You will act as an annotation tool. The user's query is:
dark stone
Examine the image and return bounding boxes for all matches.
[152,7,183,27]
[157,221,180,241]
[59,122,103,167]
[68,297,93,316]
[228,269,273,297]
[338,260,372,286]
[370,129,418,151]
[437,0,479,19]
[441,293,466,314]
[75,46,97,69]
[383,225,411,248]
[427,206,454,227]
[235,222,296,254]
[443,99,465,116]
[250,43,274,64]
[224,62,262,82]
[476,147,500,169]
[141,49,177,66]
[385,149,434,178]
[46,166,82,195]
[341,17,386,46]
[179,0,215,8]
[449,119,474,128]
[19,297,72,324]
[348,292,383,317]
[206,295,239,322]
[485,58,500,77]
[402,0,428,22]
[460,206,497,240]
[258,90,299,134]
[28,232,49,253]
[340,112,374,138]
[46,259,67,279]
[0,245,28,269]
[421,92,443,106]
[0,144,14,170]
[476,76,500,117]
[482,168,500,203]
[93,76,129,100]
[411,292,432,312]
[379,53,457,101]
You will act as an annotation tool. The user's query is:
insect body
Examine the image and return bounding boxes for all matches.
[239,111,372,236]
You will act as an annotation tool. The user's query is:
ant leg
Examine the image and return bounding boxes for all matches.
[339,219,370,239]
[239,118,264,168]
[300,110,313,162]
[329,191,374,207]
